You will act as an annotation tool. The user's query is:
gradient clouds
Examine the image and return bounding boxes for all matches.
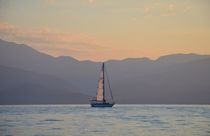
[0,22,109,60]
[0,0,210,61]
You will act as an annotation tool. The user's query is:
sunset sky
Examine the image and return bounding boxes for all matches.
[0,0,210,61]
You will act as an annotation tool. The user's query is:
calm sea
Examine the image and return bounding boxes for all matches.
[0,105,210,136]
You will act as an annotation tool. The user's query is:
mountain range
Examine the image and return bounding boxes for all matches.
[0,39,210,104]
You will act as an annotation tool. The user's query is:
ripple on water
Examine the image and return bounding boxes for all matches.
[35,119,64,125]
[175,119,185,122]
[206,130,210,134]
[33,134,49,136]
[176,123,190,126]
[42,119,63,122]
[51,128,62,130]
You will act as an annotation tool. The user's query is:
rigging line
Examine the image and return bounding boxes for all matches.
[104,64,115,103]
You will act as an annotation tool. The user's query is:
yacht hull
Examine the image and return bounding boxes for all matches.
[91,102,114,107]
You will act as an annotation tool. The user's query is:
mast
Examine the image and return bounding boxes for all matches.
[102,63,105,102]
[94,62,114,105]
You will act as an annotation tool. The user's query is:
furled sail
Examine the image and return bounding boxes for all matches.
[96,65,104,101]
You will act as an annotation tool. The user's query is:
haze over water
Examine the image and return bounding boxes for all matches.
[0,105,210,136]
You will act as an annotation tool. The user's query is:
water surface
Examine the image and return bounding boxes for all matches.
[0,105,210,136]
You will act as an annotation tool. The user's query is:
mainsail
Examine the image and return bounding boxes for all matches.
[90,62,115,107]
[96,64,104,101]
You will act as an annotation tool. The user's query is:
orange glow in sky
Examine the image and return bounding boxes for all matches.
[0,0,210,61]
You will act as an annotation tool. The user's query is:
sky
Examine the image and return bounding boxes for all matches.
[0,0,210,61]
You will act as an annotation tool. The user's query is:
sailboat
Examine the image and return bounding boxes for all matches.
[90,63,115,107]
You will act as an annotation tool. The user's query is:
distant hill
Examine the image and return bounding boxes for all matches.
[0,39,210,104]
[111,58,210,104]
[0,39,101,95]
[0,65,90,104]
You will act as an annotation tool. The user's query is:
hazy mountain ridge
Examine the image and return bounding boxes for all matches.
[0,39,210,104]
[0,65,90,104]
[112,58,210,104]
